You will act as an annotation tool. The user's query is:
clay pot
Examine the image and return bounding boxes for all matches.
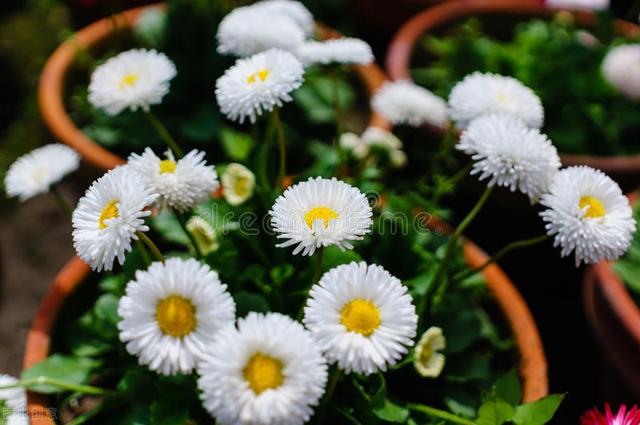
[38,3,390,172]
[584,192,640,397]
[385,0,640,186]
[24,238,547,423]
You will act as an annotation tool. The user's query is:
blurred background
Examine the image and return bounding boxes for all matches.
[0,0,639,423]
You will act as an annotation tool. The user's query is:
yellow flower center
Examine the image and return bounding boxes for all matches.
[98,200,120,229]
[246,69,270,84]
[579,196,606,219]
[340,299,381,337]
[304,206,339,229]
[419,345,433,364]
[243,353,284,395]
[159,159,177,174]
[118,73,139,91]
[155,295,197,337]
[233,175,251,197]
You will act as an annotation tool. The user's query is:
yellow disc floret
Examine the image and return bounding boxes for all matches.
[579,196,606,219]
[243,353,284,395]
[340,299,381,337]
[304,206,339,229]
[118,74,139,91]
[159,159,177,174]
[98,200,120,229]
[246,69,270,84]
[155,295,197,337]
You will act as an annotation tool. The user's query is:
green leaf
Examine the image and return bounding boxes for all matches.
[321,246,362,272]
[511,394,565,425]
[150,375,195,425]
[21,355,98,393]
[494,369,522,406]
[372,399,410,423]
[98,275,126,295]
[0,399,10,425]
[117,370,156,407]
[234,291,270,317]
[152,211,191,246]
[220,128,254,161]
[476,394,515,425]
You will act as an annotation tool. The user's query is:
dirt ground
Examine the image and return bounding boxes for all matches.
[0,177,90,375]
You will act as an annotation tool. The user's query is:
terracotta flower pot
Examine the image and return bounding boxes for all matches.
[38,3,390,172]
[583,192,640,396]
[385,0,640,186]
[23,239,547,423]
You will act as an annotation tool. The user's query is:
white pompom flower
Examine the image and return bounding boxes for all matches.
[72,166,158,271]
[221,163,256,206]
[118,258,236,375]
[304,262,418,375]
[371,80,448,128]
[251,0,314,37]
[216,49,305,123]
[413,327,446,378]
[297,38,374,66]
[457,114,561,202]
[448,72,544,129]
[269,177,373,256]
[602,44,640,101]
[216,6,305,57]
[0,374,28,425]
[540,166,636,266]
[4,144,79,201]
[127,148,219,212]
[198,312,328,425]
[88,48,176,116]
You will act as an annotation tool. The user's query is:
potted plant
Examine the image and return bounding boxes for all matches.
[584,192,640,397]
[384,0,640,188]
[38,1,389,172]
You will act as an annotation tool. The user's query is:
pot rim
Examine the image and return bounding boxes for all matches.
[38,2,390,173]
[384,0,640,171]
[23,237,547,423]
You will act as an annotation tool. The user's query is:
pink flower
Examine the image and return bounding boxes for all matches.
[580,404,640,425]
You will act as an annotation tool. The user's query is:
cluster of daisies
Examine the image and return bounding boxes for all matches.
[372,72,636,266]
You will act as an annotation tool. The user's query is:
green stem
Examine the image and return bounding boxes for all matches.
[136,232,165,263]
[175,212,204,259]
[454,234,552,283]
[434,162,473,201]
[0,377,114,396]
[135,238,152,267]
[316,368,343,423]
[418,186,493,317]
[408,403,476,425]
[311,246,325,286]
[66,401,107,425]
[272,108,287,190]
[51,185,73,217]
[144,110,184,158]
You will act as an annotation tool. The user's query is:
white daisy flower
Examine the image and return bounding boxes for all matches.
[0,374,28,425]
[457,114,561,202]
[221,163,256,206]
[297,38,374,66]
[216,6,305,57]
[602,44,640,101]
[186,216,219,256]
[540,166,636,266]
[127,148,219,212]
[269,177,373,256]
[216,49,305,124]
[118,258,236,375]
[198,312,328,425]
[72,166,157,272]
[371,80,448,127]
[413,327,446,378]
[88,48,176,116]
[251,0,315,37]
[304,262,418,375]
[4,144,79,201]
[448,72,544,129]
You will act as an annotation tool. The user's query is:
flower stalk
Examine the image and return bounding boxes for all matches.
[144,110,184,158]
[136,231,165,263]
